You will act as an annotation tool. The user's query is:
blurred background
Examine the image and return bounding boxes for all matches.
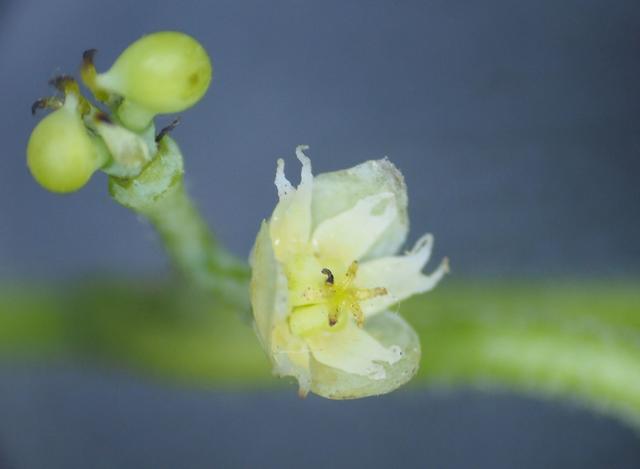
[1,0,639,467]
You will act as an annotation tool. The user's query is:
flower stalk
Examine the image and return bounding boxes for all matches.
[109,136,249,309]
[27,31,248,307]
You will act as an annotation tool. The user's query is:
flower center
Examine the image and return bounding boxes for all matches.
[288,260,388,337]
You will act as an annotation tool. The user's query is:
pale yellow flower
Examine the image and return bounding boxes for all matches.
[250,146,448,398]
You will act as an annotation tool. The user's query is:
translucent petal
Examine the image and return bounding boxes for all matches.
[312,159,408,259]
[284,253,327,308]
[274,158,294,198]
[355,234,449,317]
[354,234,449,317]
[311,192,397,264]
[271,322,312,396]
[249,221,289,349]
[269,146,313,263]
[250,222,312,394]
[306,318,402,380]
[309,312,421,399]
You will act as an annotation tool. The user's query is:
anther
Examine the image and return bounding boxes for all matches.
[328,315,338,327]
[351,302,365,327]
[321,268,334,285]
[354,287,388,301]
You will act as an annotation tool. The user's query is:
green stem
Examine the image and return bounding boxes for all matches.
[142,180,250,306]
[1,280,639,428]
[109,136,250,308]
[404,280,640,428]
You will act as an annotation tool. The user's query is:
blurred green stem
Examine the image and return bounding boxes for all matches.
[1,281,639,428]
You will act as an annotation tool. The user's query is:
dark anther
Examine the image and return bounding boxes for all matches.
[82,48,97,65]
[155,117,181,142]
[328,311,338,327]
[321,268,334,285]
[48,74,75,92]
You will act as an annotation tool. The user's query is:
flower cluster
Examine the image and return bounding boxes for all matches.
[250,146,448,398]
[27,31,211,193]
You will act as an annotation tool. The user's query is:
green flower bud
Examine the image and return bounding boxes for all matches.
[27,96,106,193]
[95,31,212,130]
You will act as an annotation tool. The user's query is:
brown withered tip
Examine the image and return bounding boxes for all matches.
[95,112,112,124]
[82,48,97,64]
[155,117,181,142]
[31,97,62,116]
[48,74,75,91]
[31,98,47,116]
[321,268,335,285]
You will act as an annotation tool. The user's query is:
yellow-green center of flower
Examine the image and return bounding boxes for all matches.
[288,261,388,337]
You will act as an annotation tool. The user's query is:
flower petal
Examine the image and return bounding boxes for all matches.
[250,221,312,395]
[249,221,289,350]
[355,234,449,317]
[271,322,312,396]
[269,145,313,263]
[308,312,421,399]
[311,192,397,264]
[312,159,408,259]
[305,319,403,381]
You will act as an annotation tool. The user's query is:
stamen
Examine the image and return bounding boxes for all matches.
[321,268,334,285]
[354,287,388,301]
[301,287,331,303]
[291,259,390,334]
[350,301,365,327]
[328,308,338,326]
[342,261,358,288]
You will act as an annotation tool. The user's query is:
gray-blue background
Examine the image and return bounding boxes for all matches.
[0,1,639,467]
